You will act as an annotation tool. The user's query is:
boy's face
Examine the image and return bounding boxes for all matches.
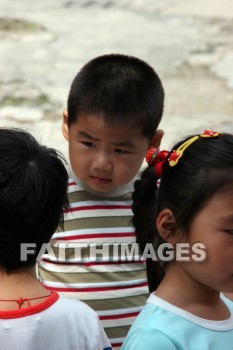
[63,111,162,193]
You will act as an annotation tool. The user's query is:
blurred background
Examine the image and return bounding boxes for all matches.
[0,0,232,158]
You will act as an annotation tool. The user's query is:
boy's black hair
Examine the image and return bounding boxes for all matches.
[67,53,164,139]
[0,128,68,271]
[132,132,233,292]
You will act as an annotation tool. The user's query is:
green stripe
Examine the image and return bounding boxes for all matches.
[85,294,148,311]
[104,325,132,339]
[58,216,133,231]
[39,268,146,284]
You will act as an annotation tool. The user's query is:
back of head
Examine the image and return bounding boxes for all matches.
[0,128,68,271]
[68,53,164,139]
[132,131,233,291]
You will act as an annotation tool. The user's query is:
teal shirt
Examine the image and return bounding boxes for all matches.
[122,294,233,350]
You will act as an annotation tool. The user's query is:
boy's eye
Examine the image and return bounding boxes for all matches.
[82,142,95,148]
[225,230,233,235]
[114,149,129,155]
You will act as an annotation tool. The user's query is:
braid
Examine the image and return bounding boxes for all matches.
[132,165,166,293]
[132,167,157,253]
[132,167,164,292]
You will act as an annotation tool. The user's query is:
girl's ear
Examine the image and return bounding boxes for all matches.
[62,110,69,141]
[156,209,177,245]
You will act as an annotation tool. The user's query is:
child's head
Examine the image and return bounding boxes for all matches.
[62,53,164,193]
[0,128,68,272]
[132,130,233,292]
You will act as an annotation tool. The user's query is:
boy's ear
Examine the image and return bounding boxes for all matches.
[62,109,69,141]
[150,129,164,148]
[156,209,177,245]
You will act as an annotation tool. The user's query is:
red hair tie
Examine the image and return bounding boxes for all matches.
[145,148,169,178]
[146,130,219,177]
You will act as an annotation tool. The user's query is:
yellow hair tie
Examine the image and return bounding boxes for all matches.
[168,136,199,167]
[168,129,220,167]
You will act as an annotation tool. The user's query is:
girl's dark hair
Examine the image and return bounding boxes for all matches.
[0,128,69,271]
[132,132,233,292]
[67,53,164,139]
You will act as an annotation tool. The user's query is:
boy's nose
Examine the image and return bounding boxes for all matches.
[93,153,112,172]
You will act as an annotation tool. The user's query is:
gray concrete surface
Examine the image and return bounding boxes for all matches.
[0,0,232,156]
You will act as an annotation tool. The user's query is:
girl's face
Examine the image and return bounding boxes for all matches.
[178,189,233,294]
[63,112,162,193]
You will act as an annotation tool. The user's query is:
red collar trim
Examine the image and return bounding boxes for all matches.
[0,291,59,319]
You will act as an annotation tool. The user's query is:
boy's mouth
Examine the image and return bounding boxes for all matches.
[90,176,112,185]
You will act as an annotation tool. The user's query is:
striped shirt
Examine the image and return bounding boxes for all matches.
[38,177,148,349]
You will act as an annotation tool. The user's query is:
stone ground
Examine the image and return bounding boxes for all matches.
[0,0,232,156]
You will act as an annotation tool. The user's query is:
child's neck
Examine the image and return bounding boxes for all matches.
[70,167,135,197]
[154,263,230,321]
[0,267,50,310]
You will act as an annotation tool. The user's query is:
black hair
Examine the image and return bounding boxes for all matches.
[67,53,164,139]
[0,128,69,271]
[132,132,233,292]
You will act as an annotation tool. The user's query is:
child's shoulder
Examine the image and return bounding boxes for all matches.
[54,296,112,349]
[56,295,98,318]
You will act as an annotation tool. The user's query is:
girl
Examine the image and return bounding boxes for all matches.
[122,130,233,349]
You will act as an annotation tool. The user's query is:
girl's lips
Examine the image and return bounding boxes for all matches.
[90,176,111,185]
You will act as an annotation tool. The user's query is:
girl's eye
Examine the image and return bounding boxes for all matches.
[114,149,129,155]
[82,142,95,148]
[225,230,233,235]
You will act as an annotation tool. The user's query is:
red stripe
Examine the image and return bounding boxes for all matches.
[43,281,148,293]
[99,311,139,320]
[68,181,76,186]
[41,258,145,265]
[55,232,134,240]
[64,204,131,213]
[112,343,122,348]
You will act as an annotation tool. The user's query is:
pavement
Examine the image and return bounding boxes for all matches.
[0,0,232,156]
